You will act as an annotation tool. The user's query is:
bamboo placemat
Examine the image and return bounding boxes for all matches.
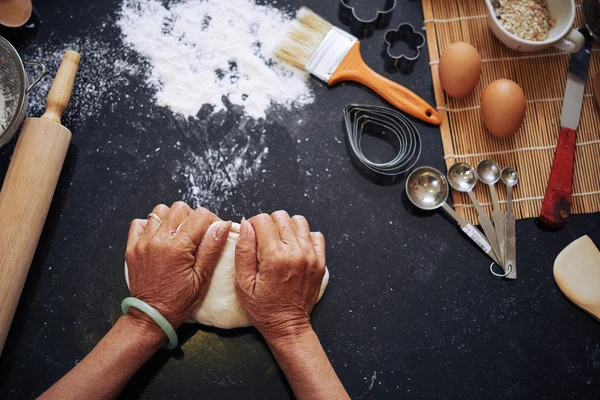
[421,0,600,224]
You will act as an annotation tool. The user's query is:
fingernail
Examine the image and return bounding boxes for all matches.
[208,221,232,240]
[218,221,233,239]
[240,218,248,238]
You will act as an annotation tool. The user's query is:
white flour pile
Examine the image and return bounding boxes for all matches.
[118,0,313,119]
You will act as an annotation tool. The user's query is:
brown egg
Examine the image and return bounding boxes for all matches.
[439,42,482,98]
[481,79,527,139]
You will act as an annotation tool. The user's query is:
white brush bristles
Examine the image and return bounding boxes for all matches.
[275,7,333,70]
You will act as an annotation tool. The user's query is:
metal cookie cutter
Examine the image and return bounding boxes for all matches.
[339,0,396,38]
[382,23,425,74]
[343,104,421,184]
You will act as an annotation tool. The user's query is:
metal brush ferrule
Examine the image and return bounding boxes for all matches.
[305,27,357,83]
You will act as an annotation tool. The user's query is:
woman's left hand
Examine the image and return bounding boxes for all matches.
[126,202,232,330]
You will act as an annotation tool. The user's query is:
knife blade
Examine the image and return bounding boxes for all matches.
[539,31,591,227]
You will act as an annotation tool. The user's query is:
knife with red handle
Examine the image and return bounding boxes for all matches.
[540,33,591,227]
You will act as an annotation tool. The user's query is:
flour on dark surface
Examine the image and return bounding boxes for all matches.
[17,0,313,212]
[171,109,269,213]
[22,37,144,125]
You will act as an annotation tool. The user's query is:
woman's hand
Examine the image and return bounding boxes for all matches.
[40,203,233,400]
[234,211,326,343]
[126,202,232,330]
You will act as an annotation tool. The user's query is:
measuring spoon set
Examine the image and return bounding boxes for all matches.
[406,160,518,279]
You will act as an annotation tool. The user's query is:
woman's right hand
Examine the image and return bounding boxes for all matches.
[126,203,231,330]
[234,211,326,343]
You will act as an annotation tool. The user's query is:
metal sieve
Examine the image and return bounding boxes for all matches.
[0,35,45,148]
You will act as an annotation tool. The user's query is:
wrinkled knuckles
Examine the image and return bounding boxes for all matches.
[171,200,188,208]
[306,254,319,270]
[291,215,307,223]
[131,218,146,227]
[287,251,308,269]
[133,240,148,257]
[271,210,290,219]
[153,203,169,212]
[194,207,213,219]
[253,213,272,223]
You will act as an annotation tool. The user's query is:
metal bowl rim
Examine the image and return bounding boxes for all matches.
[0,35,27,140]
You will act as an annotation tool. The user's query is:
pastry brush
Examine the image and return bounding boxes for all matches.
[276,7,441,125]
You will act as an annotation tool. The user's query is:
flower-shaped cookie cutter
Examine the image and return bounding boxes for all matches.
[382,23,426,75]
[339,0,396,38]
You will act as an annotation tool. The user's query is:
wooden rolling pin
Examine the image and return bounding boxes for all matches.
[0,50,80,355]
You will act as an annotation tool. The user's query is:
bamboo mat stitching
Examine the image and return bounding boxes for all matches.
[430,49,600,66]
[455,190,600,208]
[443,138,600,159]
[439,94,595,112]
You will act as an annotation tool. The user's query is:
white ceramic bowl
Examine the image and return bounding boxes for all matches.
[485,0,585,53]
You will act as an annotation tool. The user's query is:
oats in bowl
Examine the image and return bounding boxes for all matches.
[493,0,556,41]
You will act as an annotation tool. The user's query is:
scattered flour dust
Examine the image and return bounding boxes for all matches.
[22,37,143,121]
[175,117,269,212]
[117,0,313,119]
[180,146,268,212]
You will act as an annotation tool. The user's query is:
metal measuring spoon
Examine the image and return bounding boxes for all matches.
[501,168,518,280]
[448,163,503,265]
[476,160,506,271]
[406,166,500,264]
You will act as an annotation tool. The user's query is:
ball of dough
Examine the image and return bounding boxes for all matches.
[439,42,482,99]
[125,222,330,329]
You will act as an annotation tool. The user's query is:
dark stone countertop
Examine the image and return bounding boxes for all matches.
[1,0,600,399]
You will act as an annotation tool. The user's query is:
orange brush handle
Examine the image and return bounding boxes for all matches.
[330,42,442,126]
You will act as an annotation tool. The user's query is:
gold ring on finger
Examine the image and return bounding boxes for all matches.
[147,213,163,223]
